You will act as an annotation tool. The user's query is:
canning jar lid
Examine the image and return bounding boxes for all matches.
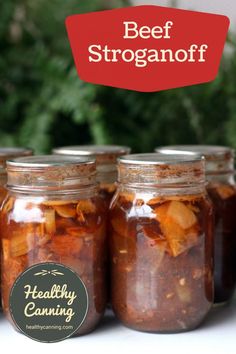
[7,155,95,168]
[119,153,203,165]
[118,153,205,187]
[155,145,234,160]
[155,145,234,174]
[53,145,131,165]
[0,147,33,168]
[6,155,97,192]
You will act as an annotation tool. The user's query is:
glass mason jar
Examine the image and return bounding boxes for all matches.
[156,145,236,304]
[52,145,131,208]
[110,153,214,333]
[0,147,33,310]
[0,155,107,335]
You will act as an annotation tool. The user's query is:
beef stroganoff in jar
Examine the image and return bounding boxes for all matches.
[110,153,214,333]
[0,155,107,335]
[156,145,236,304]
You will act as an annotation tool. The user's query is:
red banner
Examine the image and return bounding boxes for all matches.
[66,5,229,92]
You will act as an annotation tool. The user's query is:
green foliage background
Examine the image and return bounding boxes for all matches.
[0,0,236,154]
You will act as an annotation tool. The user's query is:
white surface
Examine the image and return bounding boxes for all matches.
[1,299,236,353]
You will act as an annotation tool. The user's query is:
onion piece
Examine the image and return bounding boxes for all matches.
[44,209,56,234]
[76,200,96,214]
[54,204,77,218]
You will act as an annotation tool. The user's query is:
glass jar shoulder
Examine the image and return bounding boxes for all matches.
[110,188,212,257]
[110,187,212,218]
[2,192,105,219]
[207,180,236,204]
[1,192,106,257]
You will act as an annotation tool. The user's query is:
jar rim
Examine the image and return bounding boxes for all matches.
[155,145,234,161]
[7,155,95,169]
[6,155,97,193]
[118,153,205,187]
[119,153,204,165]
[0,147,33,157]
[53,145,131,156]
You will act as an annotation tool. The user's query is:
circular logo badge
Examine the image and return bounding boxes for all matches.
[10,262,88,342]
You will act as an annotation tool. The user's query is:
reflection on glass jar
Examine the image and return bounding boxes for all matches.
[52,145,131,208]
[0,147,33,310]
[156,145,236,305]
[110,153,213,333]
[0,155,107,335]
